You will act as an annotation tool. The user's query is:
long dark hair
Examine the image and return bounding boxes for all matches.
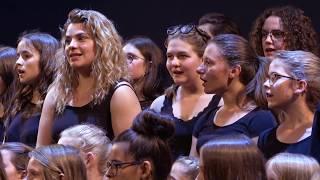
[124,37,165,101]
[6,32,59,121]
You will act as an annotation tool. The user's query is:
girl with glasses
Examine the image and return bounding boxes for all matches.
[249,5,320,59]
[106,109,174,180]
[150,24,222,160]
[259,50,320,159]
[123,37,168,110]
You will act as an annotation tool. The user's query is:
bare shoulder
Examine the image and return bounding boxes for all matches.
[150,95,165,112]
[44,86,58,107]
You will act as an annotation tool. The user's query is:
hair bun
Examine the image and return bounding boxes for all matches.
[131,109,175,141]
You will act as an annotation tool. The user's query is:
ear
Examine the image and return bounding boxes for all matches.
[140,160,152,180]
[294,80,307,94]
[85,152,95,167]
[229,65,241,79]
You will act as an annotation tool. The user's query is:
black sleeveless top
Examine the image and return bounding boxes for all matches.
[5,103,41,147]
[52,80,131,143]
[161,93,221,160]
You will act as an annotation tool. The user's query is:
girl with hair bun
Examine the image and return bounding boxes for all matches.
[106,109,174,180]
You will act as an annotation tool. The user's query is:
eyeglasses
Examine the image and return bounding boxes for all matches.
[267,73,299,85]
[105,160,142,177]
[261,30,286,41]
[126,53,145,64]
[167,24,210,42]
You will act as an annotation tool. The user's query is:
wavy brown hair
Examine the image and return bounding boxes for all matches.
[54,9,127,113]
[6,32,59,121]
[249,5,320,57]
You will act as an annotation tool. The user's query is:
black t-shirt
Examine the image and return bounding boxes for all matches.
[194,107,277,152]
[258,127,311,159]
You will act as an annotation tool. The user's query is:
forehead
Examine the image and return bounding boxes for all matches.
[17,39,38,53]
[65,23,90,37]
[269,59,288,73]
[109,142,132,161]
[262,16,283,30]
[204,43,223,59]
[167,38,194,53]
[28,157,43,171]
[123,44,142,56]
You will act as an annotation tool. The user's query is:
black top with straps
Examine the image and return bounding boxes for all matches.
[161,93,221,160]
[52,79,131,143]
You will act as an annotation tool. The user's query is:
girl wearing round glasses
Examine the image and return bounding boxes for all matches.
[150,24,222,160]
[106,109,174,180]
[249,5,320,59]
[259,50,320,159]
[191,34,276,156]
[123,37,167,110]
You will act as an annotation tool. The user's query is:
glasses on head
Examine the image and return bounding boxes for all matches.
[267,73,299,85]
[105,160,142,178]
[167,24,210,42]
[126,53,145,64]
[261,30,286,41]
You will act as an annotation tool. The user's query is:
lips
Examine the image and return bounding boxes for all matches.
[17,69,25,76]
[69,53,82,60]
[171,69,183,75]
[265,91,273,98]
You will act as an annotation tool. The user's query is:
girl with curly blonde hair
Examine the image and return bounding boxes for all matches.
[37,9,141,146]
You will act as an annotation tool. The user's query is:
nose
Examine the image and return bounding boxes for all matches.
[170,57,180,67]
[263,78,271,89]
[264,33,273,44]
[16,56,23,66]
[67,38,78,49]
[196,63,205,75]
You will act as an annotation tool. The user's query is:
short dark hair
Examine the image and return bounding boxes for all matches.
[198,12,241,36]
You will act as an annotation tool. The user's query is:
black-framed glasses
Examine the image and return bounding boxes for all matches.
[261,30,286,41]
[268,73,299,85]
[105,160,142,177]
[167,24,210,42]
[126,53,145,64]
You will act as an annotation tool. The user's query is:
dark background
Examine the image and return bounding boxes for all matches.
[1,0,319,50]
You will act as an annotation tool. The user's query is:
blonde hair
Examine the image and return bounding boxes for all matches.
[273,50,320,112]
[29,144,87,180]
[59,124,111,175]
[53,9,127,113]
[266,153,320,180]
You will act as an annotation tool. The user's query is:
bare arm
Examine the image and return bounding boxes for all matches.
[189,136,199,157]
[149,95,165,113]
[110,84,141,136]
[36,88,57,147]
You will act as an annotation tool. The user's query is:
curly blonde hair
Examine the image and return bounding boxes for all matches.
[53,9,127,113]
